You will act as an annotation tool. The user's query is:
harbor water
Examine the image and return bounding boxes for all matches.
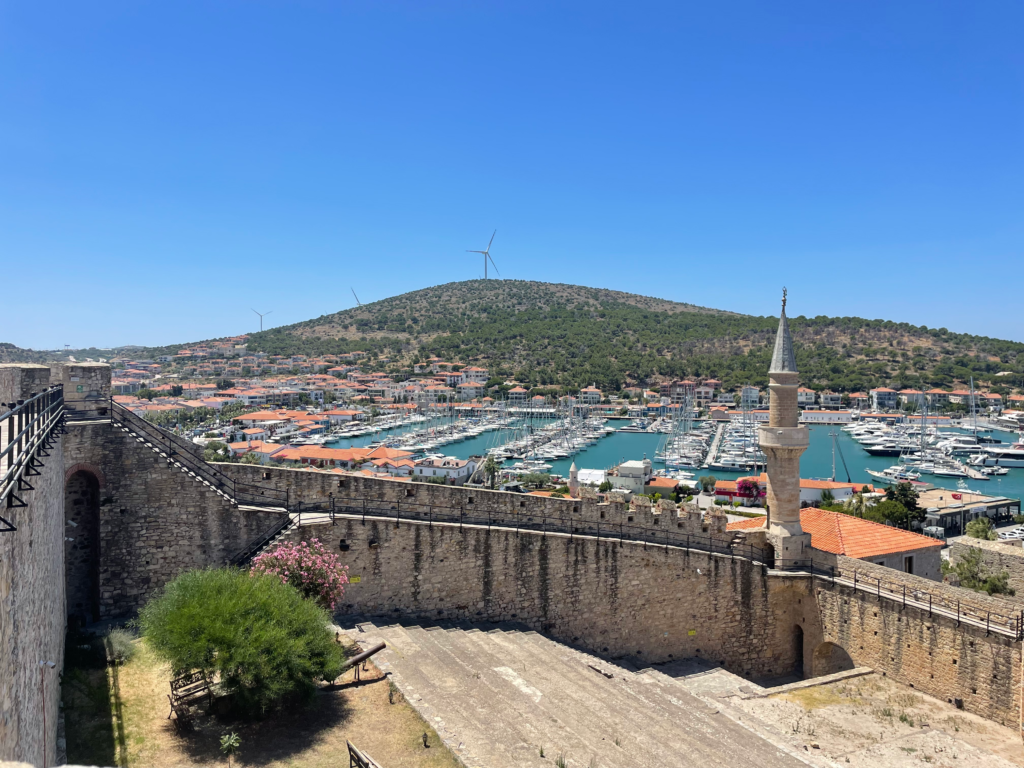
[329,419,1023,502]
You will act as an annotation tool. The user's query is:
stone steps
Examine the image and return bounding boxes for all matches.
[347,620,811,768]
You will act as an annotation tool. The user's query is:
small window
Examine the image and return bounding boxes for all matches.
[468,497,474,504]
[520,501,526,508]
[904,556,914,575]
[405,488,414,497]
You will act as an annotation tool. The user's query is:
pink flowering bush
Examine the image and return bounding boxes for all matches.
[251,539,349,611]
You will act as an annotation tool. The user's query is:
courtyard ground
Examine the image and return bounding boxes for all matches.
[731,673,1023,768]
[60,632,460,768]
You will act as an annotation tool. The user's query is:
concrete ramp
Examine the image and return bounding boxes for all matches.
[344,620,812,768]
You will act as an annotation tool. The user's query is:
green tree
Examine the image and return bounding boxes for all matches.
[140,568,344,717]
[885,482,920,514]
[697,475,718,494]
[598,480,613,493]
[941,547,1014,595]
[240,452,262,465]
[483,456,500,489]
[965,517,997,541]
[136,388,159,400]
[819,489,836,507]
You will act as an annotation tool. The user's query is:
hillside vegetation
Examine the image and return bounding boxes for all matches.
[247,281,1024,394]
[4,280,1022,395]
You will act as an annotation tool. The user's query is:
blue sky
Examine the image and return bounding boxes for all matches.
[2,1,1022,349]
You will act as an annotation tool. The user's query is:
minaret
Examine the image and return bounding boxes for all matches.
[758,288,811,570]
[568,461,579,498]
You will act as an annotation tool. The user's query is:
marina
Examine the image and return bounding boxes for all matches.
[327,414,1024,502]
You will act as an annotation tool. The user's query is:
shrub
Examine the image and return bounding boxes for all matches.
[942,547,1015,596]
[140,568,344,716]
[252,539,349,611]
[104,628,136,665]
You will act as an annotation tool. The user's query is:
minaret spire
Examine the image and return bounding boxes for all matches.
[759,287,811,569]
[770,287,797,374]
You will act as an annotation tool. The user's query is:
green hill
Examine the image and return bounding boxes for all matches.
[245,280,1024,395]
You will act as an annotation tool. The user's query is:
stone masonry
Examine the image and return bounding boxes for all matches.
[284,516,815,680]
[0,366,65,767]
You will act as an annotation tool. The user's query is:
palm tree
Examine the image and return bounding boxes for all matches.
[483,456,500,489]
[845,491,869,518]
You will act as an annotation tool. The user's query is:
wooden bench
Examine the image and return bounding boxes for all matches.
[166,671,212,730]
[347,740,383,768]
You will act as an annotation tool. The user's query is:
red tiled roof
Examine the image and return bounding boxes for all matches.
[728,508,942,558]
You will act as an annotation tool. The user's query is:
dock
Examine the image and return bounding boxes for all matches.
[702,422,726,469]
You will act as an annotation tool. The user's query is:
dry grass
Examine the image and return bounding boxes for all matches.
[64,637,461,768]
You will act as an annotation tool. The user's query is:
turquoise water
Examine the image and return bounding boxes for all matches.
[325,417,1023,501]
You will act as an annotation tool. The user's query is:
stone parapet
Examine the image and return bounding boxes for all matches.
[53,363,110,418]
[0,364,52,404]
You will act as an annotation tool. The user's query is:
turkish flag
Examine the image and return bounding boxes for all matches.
[952,493,962,500]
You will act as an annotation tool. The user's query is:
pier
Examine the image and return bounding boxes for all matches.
[702,422,726,469]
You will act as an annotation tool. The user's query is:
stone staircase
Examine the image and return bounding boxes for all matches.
[344,620,815,768]
[111,418,240,504]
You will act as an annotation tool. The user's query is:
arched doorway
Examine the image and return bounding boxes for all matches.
[812,641,854,677]
[65,470,101,625]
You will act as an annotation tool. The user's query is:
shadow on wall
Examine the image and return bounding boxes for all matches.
[812,641,855,677]
[65,469,101,626]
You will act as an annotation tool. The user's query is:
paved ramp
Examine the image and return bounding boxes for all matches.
[344,620,811,768]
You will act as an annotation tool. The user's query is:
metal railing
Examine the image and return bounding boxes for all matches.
[0,385,65,530]
[229,513,296,566]
[812,559,1024,641]
[109,400,289,509]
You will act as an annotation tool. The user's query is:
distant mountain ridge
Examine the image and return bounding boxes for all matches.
[3,280,1022,395]
[244,280,1024,395]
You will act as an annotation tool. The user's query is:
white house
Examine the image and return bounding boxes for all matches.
[414,456,478,485]
[460,366,489,384]
[610,458,653,494]
[740,386,760,410]
[871,388,899,411]
[579,385,602,405]
[797,388,817,408]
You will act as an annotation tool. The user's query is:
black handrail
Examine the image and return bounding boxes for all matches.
[811,558,1023,640]
[109,399,288,508]
[1,385,65,530]
[229,512,295,566]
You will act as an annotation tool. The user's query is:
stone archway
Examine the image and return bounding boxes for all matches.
[812,641,855,677]
[65,469,101,625]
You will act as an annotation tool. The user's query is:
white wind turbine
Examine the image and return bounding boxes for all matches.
[467,230,500,279]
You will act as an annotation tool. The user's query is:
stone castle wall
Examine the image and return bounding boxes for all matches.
[282,516,815,680]
[216,464,734,541]
[0,366,66,766]
[815,556,1023,728]
[63,422,285,618]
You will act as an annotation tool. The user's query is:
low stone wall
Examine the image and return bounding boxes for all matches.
[0,367,66,765]
[815,556,1024,728]
[949,538,1024,597]
[216,464,734,543]
[283,515,815,680]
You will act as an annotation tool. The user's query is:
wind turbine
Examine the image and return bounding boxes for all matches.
[251,308,272,332]
[467,230,500,279]
[351,288,362,306]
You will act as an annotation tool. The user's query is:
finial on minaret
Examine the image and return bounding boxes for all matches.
[770,288,797,374]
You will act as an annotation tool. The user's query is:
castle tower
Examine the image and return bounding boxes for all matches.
[568,461,579,498]
[758,289,811,569]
